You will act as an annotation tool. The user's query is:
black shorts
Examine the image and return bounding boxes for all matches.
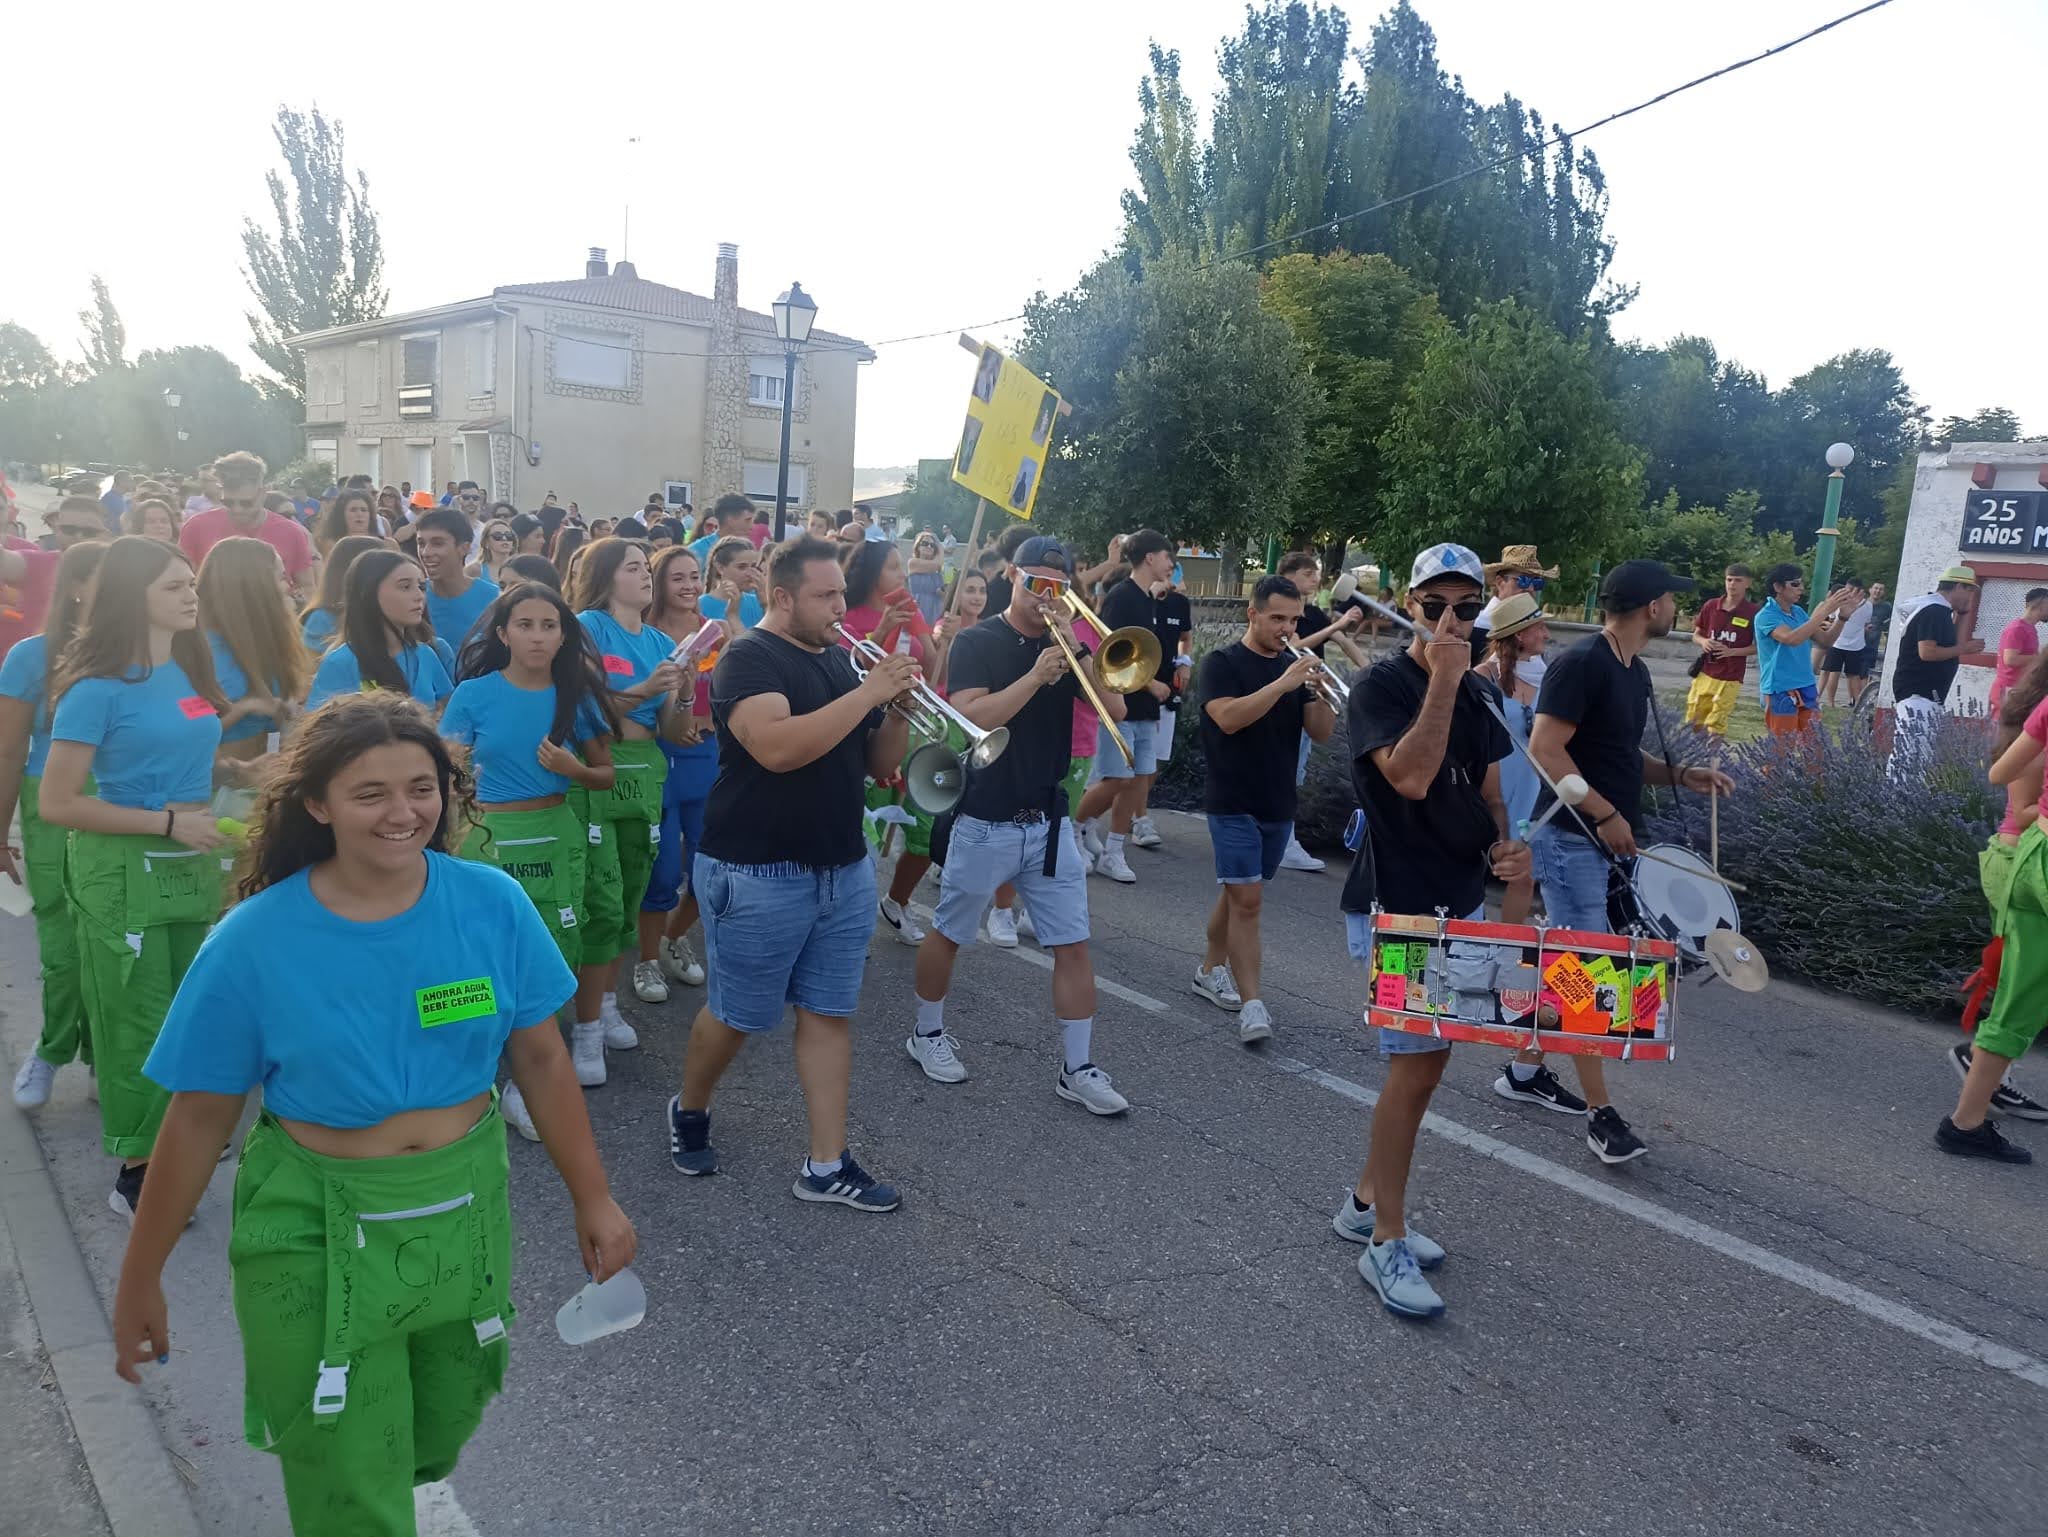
[1822,646,1873,678]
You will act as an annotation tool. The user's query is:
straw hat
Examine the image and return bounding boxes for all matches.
[1483,544,1560,579]
[1936,565,1979,586]
[1488,591,1546,639]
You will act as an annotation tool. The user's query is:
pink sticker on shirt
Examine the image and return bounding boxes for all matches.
[177,695,217,720]
[603,654,634,676]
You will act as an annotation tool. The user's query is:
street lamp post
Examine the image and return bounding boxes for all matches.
[1811,441,1855,594]
[770,282,817,542]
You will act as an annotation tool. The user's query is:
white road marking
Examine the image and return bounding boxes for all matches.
[416,1482,482,1535]
[965,937,2048,1394]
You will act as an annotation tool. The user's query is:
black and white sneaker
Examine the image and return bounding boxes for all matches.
[108,1162,146,1223]
[1493,1065,1588,1115]
[1949,1041,2048,1121]
[667,1097,718,1175]
[1936,1116,2034,1164]
[792,1152,901,1211]
[1587,1106,1649,1165]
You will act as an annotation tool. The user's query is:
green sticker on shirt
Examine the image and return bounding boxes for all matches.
[416,976,498,1028]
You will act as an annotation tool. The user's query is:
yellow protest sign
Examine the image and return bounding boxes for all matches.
[951,344,1061,521]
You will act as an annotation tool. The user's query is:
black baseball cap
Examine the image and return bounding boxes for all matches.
[1013,534,1072,575]
[1600,559,1694,613]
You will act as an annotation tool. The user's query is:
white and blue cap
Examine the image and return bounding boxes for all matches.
[1409,542,1486,590]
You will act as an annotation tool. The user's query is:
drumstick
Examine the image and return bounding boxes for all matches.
[1709,754,1722,878]
[1634,846,1747,893]
[1518,773,1588,840]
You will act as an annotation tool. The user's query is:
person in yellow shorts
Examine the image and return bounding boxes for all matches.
[1683,563,1758,736]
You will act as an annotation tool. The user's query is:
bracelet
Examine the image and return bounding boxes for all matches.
[1589,808,1614,828]
[165,809,176,837]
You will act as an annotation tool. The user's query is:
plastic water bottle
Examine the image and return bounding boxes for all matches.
[1,809,29,918]
[554,1267,646,1345]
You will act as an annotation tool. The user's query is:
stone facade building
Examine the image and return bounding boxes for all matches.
[289,244,871,518]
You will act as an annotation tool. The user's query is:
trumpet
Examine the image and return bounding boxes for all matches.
[1036,584,1163,769]
[1285,639,1350,711]
[835,625,1010,815]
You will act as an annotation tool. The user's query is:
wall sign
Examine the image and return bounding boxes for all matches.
[1959,488,2048,554]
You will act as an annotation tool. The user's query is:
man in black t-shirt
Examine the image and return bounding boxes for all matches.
[977,522,1034,619]
[1073,529,1176,880]
[1278,549,1367,872]
[1888,566,1982,778]
[907,535,1133,1117]
[669,535,916,1211]
[1149,576,1194,793]
[1194,576,1333,1044]
[1527,558,1733,1167]
[1337,542,1527,1319]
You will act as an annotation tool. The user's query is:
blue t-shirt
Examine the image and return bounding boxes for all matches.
[426,577,500,652]
[686,533,720,564]
[306,642,454,712]
[0,635,53,776]
[1755,598,1816,695]
[207,631,287,745]
[300,607,337,654]
[441,672,609,803]
[578,609,672,729]
[698,591,763,629]
[145,853,575,1127]
[48,659,221,809]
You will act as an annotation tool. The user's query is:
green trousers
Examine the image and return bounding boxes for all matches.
[230,1107,514,1537]
[19,778,89,1069]
[585,739,662,965]
[69,829,222,1159]
[462,803,586,970]
[1978,821,2048,1062]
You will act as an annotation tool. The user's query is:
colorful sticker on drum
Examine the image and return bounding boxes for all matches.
[1373,973,1406,1010]
[1542,953,1597,1014]
[1406,943,1430,976]
[1377,944,1408,976]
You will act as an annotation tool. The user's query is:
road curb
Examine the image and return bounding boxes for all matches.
[0,1082,204,1537]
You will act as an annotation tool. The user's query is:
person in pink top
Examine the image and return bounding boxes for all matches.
[1989,589,2048,712]
[177,452,316,603]
[0,496,108,662]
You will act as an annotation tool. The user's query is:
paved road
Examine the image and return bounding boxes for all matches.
[4,812,2046,1535]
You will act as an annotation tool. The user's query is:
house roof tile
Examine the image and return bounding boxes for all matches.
[493,275,872,356]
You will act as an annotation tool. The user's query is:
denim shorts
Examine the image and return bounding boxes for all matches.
[695,853,877,1032]
[1095,717,1158,779]
[1532,825,1611,932]
[1208,814,1292,884]
[932,815,1090,948]
[1347,908,1484,1056]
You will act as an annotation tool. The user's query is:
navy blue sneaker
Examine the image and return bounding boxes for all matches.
[668,1097,717,1175]
[792,1151,900,1212]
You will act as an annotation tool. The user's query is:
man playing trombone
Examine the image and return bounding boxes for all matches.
[1192,576,1336,1043]
[907,536,1134,1116]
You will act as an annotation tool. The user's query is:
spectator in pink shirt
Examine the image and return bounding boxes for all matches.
[178,453,316,603]
[1990,588,2048,713]
[0,495,109,661]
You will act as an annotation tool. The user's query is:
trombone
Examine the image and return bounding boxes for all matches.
[835,624,1010,815]
[1285,639,1350,711]
[1036,581,1163,768]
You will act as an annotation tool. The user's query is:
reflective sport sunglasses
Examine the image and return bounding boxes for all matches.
[1415,597,1486,622]
[1022,573,1070,597]
[1514,574,1546,591]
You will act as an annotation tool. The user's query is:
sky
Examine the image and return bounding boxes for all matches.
[5,0,2042,478]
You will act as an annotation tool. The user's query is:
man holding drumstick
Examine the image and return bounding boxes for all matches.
[1527,559,1734,1165]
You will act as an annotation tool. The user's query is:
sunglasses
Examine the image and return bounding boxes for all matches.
[1514,574,1546,591]
[489,532,514,544]
[1022,573,1070,597]
[1415,597,1486,622]
[55,522,102,539]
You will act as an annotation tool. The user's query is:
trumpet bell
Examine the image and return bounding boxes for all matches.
[965,725,1010,769]
[903,741,965,815]
[1097,626,1163,694]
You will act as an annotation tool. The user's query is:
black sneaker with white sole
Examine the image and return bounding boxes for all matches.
[668,1097,718,1175]
[792,1152,901,1211]
[1936,1116,2034,1164]
[1493,1065,1587,1115]
[1949,1040,2048,1121]
[1587,1105,1648,1165]
[108,1162,146,1223]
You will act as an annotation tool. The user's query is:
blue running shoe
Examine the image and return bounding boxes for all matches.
[668,1097,718,1176]
[1359,1237,1445,1319]
[1330,1194,1444,1269]
[792,1152,901,1212]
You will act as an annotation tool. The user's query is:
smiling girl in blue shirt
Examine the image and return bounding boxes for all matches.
[38,537,231,1219]
[306,549,455,714]
[198,537,310,781]
[108,691,637,1535]
[445,583,619,1133]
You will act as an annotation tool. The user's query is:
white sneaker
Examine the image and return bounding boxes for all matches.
[1082,820,1106,860]
[570,1022,608,1086]
[1237,998,1274,1044]
[1096,847,1137,884]
[632,959,669,1004]
[1056,1063,1129,1116]
[602,1000,640,1050]
[12,1055,56,1110]
[1192,964,1242,1012]
[1129,814,1163,849]
[906,1030,969,1083]
[879,897,925,946]
[500,1082,541,1142]
[985,906,1019,948]
[661,935,706,987]
[1014,901,1038,943]
[1279,837,1326,873]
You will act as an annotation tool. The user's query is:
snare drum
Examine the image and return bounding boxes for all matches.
[1609,844,1740,972]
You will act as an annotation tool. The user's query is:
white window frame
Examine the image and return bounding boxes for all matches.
[747,355,797,408]
[307,437,339,468]
[352,339,381,411]
[406,442,434,493]
[401,331,441,390]
[555,326,632,391]
[742,459,806,505]
[306,351,345,411]
[468,322,497,400]
[355,439,381,485]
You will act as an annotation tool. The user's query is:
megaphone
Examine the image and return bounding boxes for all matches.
[902,742,966,815]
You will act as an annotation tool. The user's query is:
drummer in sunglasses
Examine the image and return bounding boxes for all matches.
[1524,559,1734,1167]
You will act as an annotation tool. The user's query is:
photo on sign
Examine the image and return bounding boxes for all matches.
[1031,390,1057,446]
[971,345,1002,404]
[955,416,983,476]
[1009,456,1037,512]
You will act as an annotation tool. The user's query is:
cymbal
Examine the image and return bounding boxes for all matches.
[1703,928,1769,993]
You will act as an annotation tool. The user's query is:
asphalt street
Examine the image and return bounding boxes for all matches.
[3,810,2046,1536]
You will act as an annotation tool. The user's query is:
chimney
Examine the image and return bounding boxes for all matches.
[714,242,739,305]
[703,242,744,503]
[586,246,608,279]
[613,259,638,280]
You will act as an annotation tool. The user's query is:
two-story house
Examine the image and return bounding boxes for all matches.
[288,243,872,516]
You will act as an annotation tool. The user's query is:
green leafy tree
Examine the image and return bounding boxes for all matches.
[0,322,71,467]
[1016,254,1311,560]
[1763,349,1926,533]
[1378,298,1641,577]
[898,459,979,537]
[78,276,127,375]
[242,105,387,402]
[1121,45,1210,263]
[1935,406,2023,444]
[1260,250,1436,549]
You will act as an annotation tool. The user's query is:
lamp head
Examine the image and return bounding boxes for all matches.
[773,282,817,345]
[1825,442,1855,471]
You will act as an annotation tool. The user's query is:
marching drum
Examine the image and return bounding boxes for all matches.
[1365,910,1680,1063]
[1606,843,1766,990]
